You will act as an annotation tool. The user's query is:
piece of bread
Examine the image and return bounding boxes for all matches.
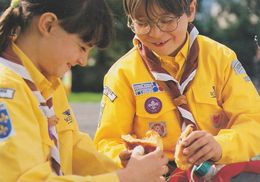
[174,124,194,170]
[121,130,163,154]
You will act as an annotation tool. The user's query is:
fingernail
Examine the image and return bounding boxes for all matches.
[182,141,187,146]
[189,158,193,163]
[183,148,188,154]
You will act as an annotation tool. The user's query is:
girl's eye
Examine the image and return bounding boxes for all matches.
[135,21,149,27]
[81,46,86,52]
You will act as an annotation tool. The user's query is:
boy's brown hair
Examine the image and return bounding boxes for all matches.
[123,0,194,19]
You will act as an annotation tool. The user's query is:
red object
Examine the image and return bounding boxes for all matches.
[168,161,260,182]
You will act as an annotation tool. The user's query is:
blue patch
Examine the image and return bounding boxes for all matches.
[132,82,164,96]
[0,103,14,141]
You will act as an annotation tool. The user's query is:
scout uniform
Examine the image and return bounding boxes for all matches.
[0,43,119,182]
[94,32,260,166]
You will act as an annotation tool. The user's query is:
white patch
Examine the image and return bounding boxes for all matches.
[103,86,117,102]
[232,60,246,75]
[0,88,15,99]
[97,102,105,128]
[132,82,163,96]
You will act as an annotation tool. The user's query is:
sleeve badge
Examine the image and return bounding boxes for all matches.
[0,103,14,141]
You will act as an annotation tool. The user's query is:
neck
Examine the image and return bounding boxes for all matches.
[15,31,42,72]
[169,33,188,57]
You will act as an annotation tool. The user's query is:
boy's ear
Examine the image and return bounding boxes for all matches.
[187,0,197,22]
[37,12,58,36]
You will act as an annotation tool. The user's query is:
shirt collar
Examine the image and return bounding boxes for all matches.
[12,43,60,98]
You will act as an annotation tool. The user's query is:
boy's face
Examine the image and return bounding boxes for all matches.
[132,1,196,56]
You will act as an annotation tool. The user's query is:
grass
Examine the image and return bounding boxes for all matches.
[68,92,102,103]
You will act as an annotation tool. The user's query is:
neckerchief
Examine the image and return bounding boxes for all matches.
[0,46,63,175]
[137,23,199,131]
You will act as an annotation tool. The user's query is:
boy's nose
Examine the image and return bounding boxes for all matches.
[148,25,164,38]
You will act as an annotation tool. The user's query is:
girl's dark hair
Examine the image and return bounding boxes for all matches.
[0,0,113,53]
[123,0,193,19]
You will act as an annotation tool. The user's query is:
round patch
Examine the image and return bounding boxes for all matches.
[145,97,162,114]
[149,122,167,137]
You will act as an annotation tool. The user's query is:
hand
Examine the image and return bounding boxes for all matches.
[181,130,222,165]
[117,147,169,182]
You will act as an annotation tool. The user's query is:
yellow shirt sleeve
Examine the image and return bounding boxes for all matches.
[94,68,136,166]
[214,52,260,163]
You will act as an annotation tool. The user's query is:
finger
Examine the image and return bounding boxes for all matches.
[158,176,166,182]
[195,149,214,165]
[189,145,212,164]
[183,135,209,155]
[160,155,169,165]
[182,131,206,147]
[160,165,169,175]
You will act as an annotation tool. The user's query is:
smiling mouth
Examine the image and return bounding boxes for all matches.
[152,39,170,47]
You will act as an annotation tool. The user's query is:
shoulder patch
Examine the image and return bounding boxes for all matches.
[232,60,246,75]
[103,86,117,102]
[0,88,15,99]
[0,103,14,141]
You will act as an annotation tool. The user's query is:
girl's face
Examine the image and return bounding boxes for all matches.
[131,1,196,56]
[38,22,92,78]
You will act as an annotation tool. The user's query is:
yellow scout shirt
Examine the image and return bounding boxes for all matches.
[94,35,260,166]
[0,44,119,182]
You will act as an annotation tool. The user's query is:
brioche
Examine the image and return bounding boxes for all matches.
[174,124,194,170]
[121,130,163,154]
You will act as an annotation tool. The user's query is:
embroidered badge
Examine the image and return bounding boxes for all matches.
[62,109,73,124]
[145,97,162,114]
[0,88,15,99]
[232,60,246,75]
[149,122,167,137]
[0,103,14,141]
[103,86,117,102]
[132,82,163,96]
[210,86,216,98]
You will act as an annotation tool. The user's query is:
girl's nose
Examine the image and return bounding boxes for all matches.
[78,57,88,66]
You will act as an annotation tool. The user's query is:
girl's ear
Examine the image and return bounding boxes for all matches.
[187,0,197,22]
[37,12,58,36]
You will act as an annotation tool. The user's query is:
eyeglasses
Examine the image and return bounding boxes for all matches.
[127,15,180,35]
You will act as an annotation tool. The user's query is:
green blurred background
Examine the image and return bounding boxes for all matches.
[1,0,260,101]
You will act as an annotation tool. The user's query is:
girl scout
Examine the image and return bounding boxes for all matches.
[94,0,260,179]
[0,0,168,181]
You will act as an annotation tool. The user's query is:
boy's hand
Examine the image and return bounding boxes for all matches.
[182,130,222,165]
